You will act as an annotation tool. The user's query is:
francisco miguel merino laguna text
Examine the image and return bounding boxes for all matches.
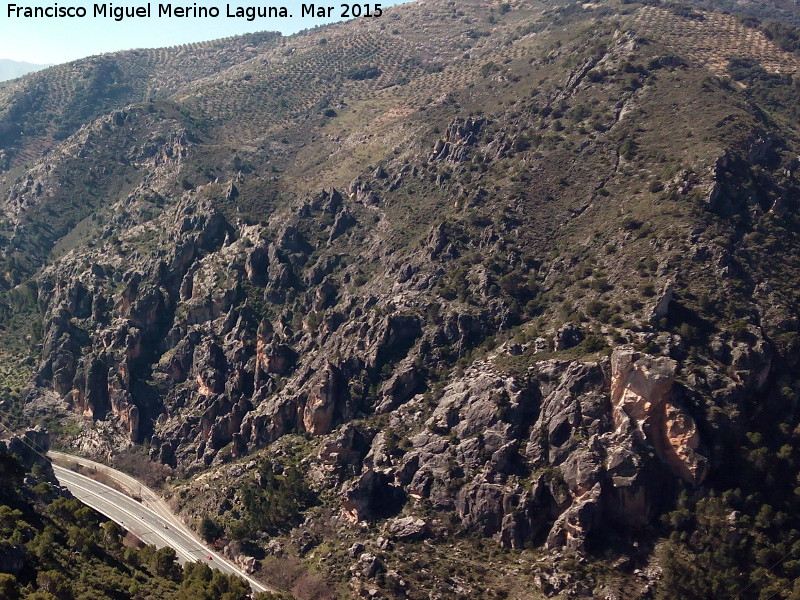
[6,3,384,21]
[7,3,295,20]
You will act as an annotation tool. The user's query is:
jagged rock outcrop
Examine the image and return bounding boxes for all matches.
[610,347,708,485]
[341,468,405,523]
[334,347,713,552]
[429,117,485,162]
[545,483,602,552]
[376,359,420,414]
[318,424,372,475]
[554,322,584,351]
[302,362,342,436]
[648,281,674,324]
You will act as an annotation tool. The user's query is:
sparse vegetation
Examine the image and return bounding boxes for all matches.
[2,0,800,598]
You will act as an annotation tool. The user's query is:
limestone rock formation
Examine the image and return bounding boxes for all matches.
[387,516,428,541]
[610,347,708,485]
[303,362,342,436]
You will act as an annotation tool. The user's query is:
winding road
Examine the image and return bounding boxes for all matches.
[49,454,269,593]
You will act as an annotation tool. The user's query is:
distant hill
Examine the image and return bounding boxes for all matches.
[0,58,51,81]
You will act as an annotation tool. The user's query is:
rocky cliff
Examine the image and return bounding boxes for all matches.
[2,0,800,598]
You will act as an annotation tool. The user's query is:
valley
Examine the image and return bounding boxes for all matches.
[1,0,800,598]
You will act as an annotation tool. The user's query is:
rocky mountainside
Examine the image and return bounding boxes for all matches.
[2,0,800,598]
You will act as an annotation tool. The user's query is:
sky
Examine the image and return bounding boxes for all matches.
[0,0,411,64]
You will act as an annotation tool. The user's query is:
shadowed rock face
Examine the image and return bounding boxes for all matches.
[0,427,51,475]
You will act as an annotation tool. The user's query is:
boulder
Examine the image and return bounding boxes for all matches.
[348,542,365,558]
[387,516,428,541]
[353,553,383,578]
[648,281,674,324]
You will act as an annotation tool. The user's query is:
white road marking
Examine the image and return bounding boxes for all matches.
[54,466,198,563]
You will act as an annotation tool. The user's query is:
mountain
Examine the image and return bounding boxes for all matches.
[1,0,800,598]
[0,59,51,82]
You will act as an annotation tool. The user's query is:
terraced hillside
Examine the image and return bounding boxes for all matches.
[0,31,280,166]
[687,0,800,26]
[635,6,800,75]
[2,0,800,599]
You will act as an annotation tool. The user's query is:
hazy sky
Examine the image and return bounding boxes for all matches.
[0,0,411,64]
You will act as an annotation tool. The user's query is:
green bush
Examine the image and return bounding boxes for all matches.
[198,516,221,543]
[237,459,316,537]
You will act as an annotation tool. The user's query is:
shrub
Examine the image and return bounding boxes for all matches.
[238,460,316,536]
[346,65,381,80]
[620,138,638,160]
[198,516,221,543]
[586,69,606,82]
[583,334,609,352]
[586,299,605,316]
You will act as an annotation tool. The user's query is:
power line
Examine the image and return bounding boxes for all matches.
[761,571,799,600]
[737,541,798,599]
[0,413,51,462]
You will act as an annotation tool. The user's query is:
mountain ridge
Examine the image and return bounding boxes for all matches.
[1,0,799,598]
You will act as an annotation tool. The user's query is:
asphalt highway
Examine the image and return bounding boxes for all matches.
[52,464,268,592]
[48,451,180,526]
